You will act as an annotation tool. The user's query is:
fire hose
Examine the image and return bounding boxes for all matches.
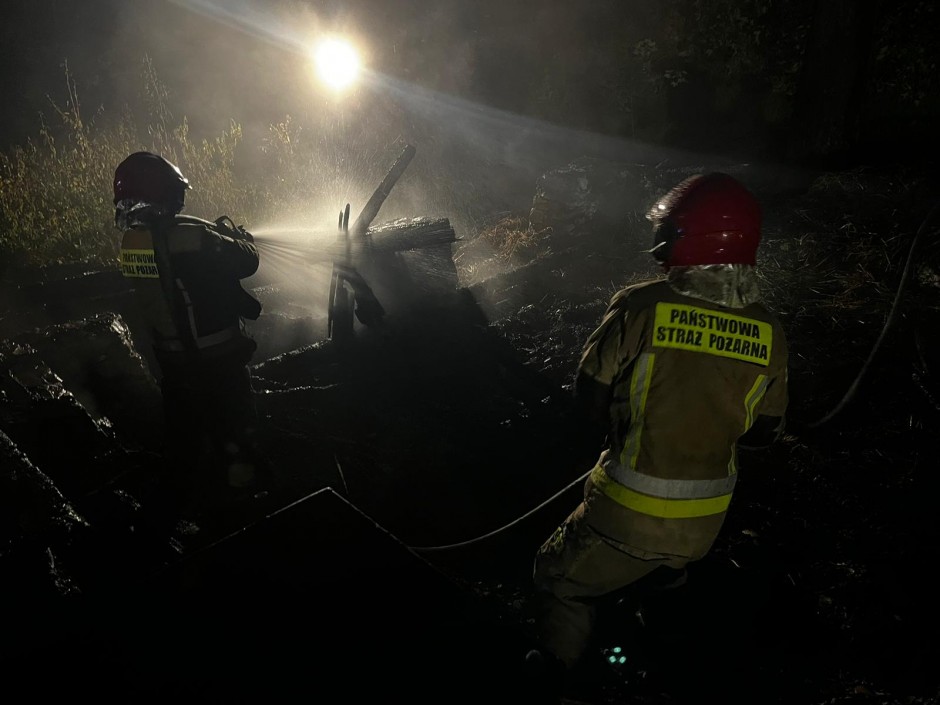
[807,201,940,428]
[411,202,940,552]
[408,468,591,553]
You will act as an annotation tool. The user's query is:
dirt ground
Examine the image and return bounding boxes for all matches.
[434,163,940,705]
[1,162,939,704]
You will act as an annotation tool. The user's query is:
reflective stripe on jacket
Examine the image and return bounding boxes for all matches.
[577,279,788,554]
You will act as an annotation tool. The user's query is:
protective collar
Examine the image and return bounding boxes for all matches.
[114,199,174,231]
[666,263,761,309]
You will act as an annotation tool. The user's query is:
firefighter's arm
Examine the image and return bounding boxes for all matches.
[737,414,785,449]
[740,327,789,449]
[573,371,611,448]
[170,223,259,279]
[573,288,646,450]
[203,229,259,279]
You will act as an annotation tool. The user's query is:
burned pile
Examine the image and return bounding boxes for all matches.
[1,156,938,704]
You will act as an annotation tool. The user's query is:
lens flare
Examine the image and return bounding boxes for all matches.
[313,37,360,90]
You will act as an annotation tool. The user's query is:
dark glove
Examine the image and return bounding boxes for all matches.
[215,215,254,243]
[738,415,785,449]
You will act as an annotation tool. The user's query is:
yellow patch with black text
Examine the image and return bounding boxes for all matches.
[653,302,772,366]
[119,248,160,278]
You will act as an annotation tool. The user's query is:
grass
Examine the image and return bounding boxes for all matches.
[0,58,400,272]
[0,61,247,269]
[757,166,936,324]
[480,214,551,263]
[453,214,554,287]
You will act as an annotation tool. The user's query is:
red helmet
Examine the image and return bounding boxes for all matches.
[649,172,761,267]
[113,151,190,211]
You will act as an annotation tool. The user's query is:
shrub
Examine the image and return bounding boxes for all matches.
[0,56,382,271]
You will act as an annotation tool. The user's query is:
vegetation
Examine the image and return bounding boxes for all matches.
[0,57,395,271]
[487,0,938,162]
[0,61,244,269]
[3,0,937,271]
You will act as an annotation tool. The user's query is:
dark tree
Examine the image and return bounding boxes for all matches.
[788,0,885,165]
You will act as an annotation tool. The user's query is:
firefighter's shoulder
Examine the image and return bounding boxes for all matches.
[165,221,212,254]
[609,278,669,308]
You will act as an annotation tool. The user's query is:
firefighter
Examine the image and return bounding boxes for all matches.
[526,172,789,696]
[113,151,265,525]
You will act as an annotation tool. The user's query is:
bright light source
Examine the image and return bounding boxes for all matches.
[313,37,360,90]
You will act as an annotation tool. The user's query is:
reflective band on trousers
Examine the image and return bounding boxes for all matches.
[591,463,736,519]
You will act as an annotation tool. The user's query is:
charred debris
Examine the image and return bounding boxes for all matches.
[2,152,940,704]
[0,143,573,702]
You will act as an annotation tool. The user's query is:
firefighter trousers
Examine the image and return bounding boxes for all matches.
[532,499,691,668]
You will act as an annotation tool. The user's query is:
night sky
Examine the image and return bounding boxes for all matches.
[1,1,937,180]
[0,1,686,230]
[0,1,590,149]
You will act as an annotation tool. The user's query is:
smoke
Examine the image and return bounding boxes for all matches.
[2,0,723,283]
[104,1,316,144]
[97,2,682,227]
[0,0,737,362]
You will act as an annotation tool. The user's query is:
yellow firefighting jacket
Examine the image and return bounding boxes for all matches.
[119,214,259,360]
[578,278,788,559]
